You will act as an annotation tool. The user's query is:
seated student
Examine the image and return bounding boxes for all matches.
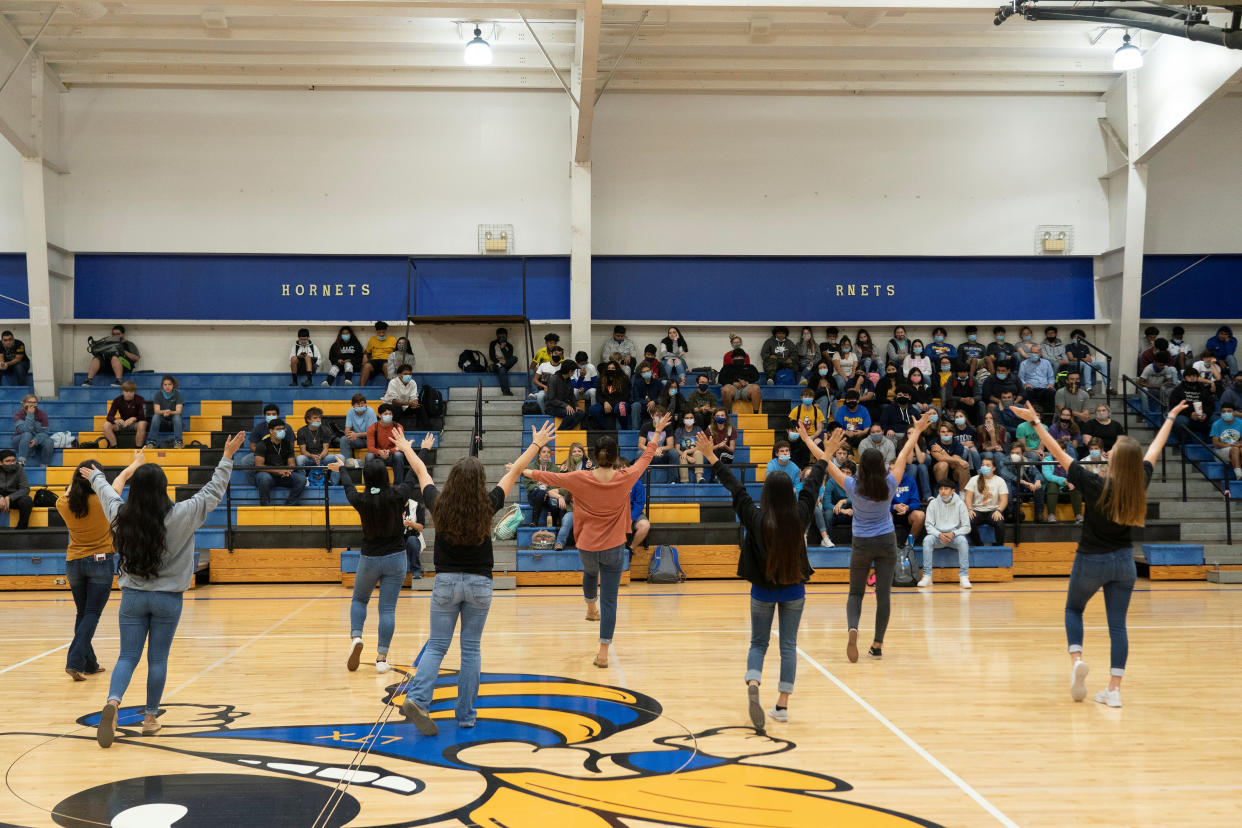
[932,355,954,400]
[571,351,599,406]
[381,363,428,431]
[794,326,819,374]
[1049,406,1084,460]
[760,326,798,385]
[551,445,595,549]
[977,410,1010,473]
[984,325,1017,374]
[385,336,415,380]
[845,364,878,419]
[874,362,904,408]
[785,410,823,470]
[1170,367,1216,438]
[360,321,397,386]
[854,328,879,375]
[100,381,148,449]
[324,325,361,386]
[1220,371,1242,413]
[620,455,651,554]
[1167,325,1193,373]
[833,390,871,448]
[885,325,911,369]
[0,330,29,386]
[1055,370,1091,422]
[11,394,52,466]
[765,440,800,484]
[1005,439,1046,521]
[1080,402,1124,455]
[1066,329,1108,394]
[589,361,630,430]
[234,402,283,474]
[599,326,637,375]
[722,333,750,366]
[819,326,841,363]
[983,363,1023,412]
[82,324,140,387]
[814,458,854,547]
[366,403,406,485]
[1015,326,1037,362]
[637,344,664,383]
[687,375,718,430]
[996,390,1023,435]
[943,362,982,424]
[659,327,690,384]
[1041,326,1069,377]
[403,494,427,580]
[957,325,987,375]
[803,358,834,406]
[1209,404,1242,481]
[533,331,560,372]
[906,368,934,406]
[0,449,33,529]
[919,480,972,589]
[902,339,932,380]
[1018,343,1057,410]
[1206,325,1238,376]
[1139,350,1179,413]
[532,345,565,409]
[488,328,518,396]
[255,419,307,506]
[1015,402,1045,455]
[860,425,896,466]
[674,412,706,483]
[545,362,587,430]
[789,387,825,438]
[295,407,346,485]
[719,348,763,413]
[629,360,663,427]
[658,377,692,422]
[289,327,321,387]
[1137,326,1161,374]
[639,406,677,484]
[879,385,919,439]
[1194,350,1224,395]
[964,456,1007,546]
[930,423,970,489]
[832,336,859,395]
[1041,449,1083,525]
[342,394,377,464]
[524,444,566,527]
[890,469,925,547]
[949,408,981,472]
[147,375,185,449]
[926,327,957,364]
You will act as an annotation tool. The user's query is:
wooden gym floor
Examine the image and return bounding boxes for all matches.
[0,579,1239,828]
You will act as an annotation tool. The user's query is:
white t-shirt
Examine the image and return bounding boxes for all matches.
[966,475,1008,513]
[536,362,559,382]
[290,340,321,360]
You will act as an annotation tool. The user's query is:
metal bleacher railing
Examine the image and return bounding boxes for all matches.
[1078,335,1115,408]
[471,378,484,458]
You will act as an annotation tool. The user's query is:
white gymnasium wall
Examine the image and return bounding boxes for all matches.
[59,88,571,254]
[0,140,23,252]
[591,94,1110,256]
[1145,95,1242,255]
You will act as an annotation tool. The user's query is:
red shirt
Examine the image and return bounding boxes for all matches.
[367,421,397,453]
[106,395,146,423]
[723,351,752,366]
[529,442,656,552]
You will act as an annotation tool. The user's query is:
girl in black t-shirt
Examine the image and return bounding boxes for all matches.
[1011,401,1185,709]
[325,325,361,386]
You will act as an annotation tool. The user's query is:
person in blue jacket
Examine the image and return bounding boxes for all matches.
[833,390,871,449]
[890,471,925,546]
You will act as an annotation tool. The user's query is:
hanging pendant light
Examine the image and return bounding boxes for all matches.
[464,26,493,66]
[1113,33,1143,71]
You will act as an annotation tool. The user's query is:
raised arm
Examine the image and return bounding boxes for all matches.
[806,425,849,489]
[891,409,934,484]
[176,431,245,525]
[1146,401,1189,465]
[111,449,146,494]
[500,421,556,497]
[389,427,436,492]
[1009,402,1075,472]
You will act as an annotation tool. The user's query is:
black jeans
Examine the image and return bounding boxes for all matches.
[66,555,114,672]
[970,511,1006,545]
[3,493,32,529]
[846,532,898,643]
[493,355,518,395]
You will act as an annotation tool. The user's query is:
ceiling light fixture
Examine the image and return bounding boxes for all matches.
[1113,33,1143,71]
[464,26,493,66]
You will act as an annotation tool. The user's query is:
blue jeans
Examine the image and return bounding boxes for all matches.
[650,450,679,484]
[12,430,53,466]
[149,412,183,444]
[405,534,423,577]
[747,596,804,694]
[368,452,406,488]
[350,550,406,654]
[108,589,183,715]
[581,545,625,644]
[662,357,687,384]
[922,534,970,577]
[1065,548,1136,675]
[408,572,493,726]
[1073,360,1109,391]
[255,469,307,505]
[493,354,518,394]
[296,453,346,485]
[557,512,575,548]
[65,556,114,673]
[0,360,29,386]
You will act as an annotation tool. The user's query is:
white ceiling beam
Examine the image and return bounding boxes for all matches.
[572,0,600,162]
[602,0,1003,8]
[0,11,66,92]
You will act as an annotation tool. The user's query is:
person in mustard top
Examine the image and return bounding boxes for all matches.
[57,455,142,681]
[360,320,398,387]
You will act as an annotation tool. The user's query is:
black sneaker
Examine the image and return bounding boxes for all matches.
[868,646,883,659]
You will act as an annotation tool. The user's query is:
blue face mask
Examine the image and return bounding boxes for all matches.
[1028,355,1040,363]
[714,416,727,424]
[777,454,790,463]
[1223,412,1236,423]
[928,413,939,423]
[310,421,322,429]
[940,434,952,443]
[381,415,393,424]
[353,405,366,415]
[913,347,923,355]
[940,494,953,502]
[981,465,993,476]
[1022,335,1032,342]
[341,333,351,342]
[641,371,652,381]
[787,432,798,440]
[968,334,977,342]
[818,368,829,376]
[954,417,966,426]
[401,374,412,384]
[1089,449,1102,459]
[802,397,813,406]
[996,334,1006,342]
[265,414,276,423]
[841,347,851,353]
[996,372,1008,380]
[274,429,286,441]
[934,335,944,343]
[870,433,883,442]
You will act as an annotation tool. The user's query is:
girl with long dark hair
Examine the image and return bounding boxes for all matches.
[87,430,246,747]
[59,458,139,681]
[1011,401,1183,708]
[520,413,671,668]
[400,421,556,736]
[325,325,361,386]
[695,428,826,728]
[816,410,933,662]
[659,326,690,384]
[328,430,429,674]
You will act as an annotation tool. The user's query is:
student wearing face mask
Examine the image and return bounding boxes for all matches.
[1169,367,1216,438]
[943,362,981,425]
[926,327,957,363]
[1219,371,1242,412]
[639,405,678,484]
[1005,440,1047,522]
[532,346,564,408]
[1065,329,1108,395]
[832,337,859,395]
[674,413,706,483]
[879,386,918,440]
[1019,343,1057,410]
[1080,403,1124,453]
[984,326,1017,375]
[884,326,910,370]
[983,364,1024,412]
[874,363,904,406]
[890,465,925,548]
[657,377,692,422]
[687,376,718,431]
[366,403,406,486]
[957,325,987,375]
[385,336,415,381]
[814,459,854,547]
[488,328,518,396]
[933,357,954,400]
[789,390,825,437]
[289,327,321,388]
[589,361,630,430]
[766,440,800,483]
[930,424,971,490]
[571,351,599,407]
[381,364,428,431]
[950,409,981,473]
[902,339,931,380]
[918,480,972,589]
[706,408,736,475]
[343,394,378,466]
[834,390,871,449]
[1209,404,1242,480]
[325,325,361,386]
[254,419,307,506]
[1049,407,1085,460]
[0,449,32,529]
[630,361,663,429]
[1055,370,1091,422]
[804,359,834,414]
[905,369,933,406]
[861,426,896,466]
[963,456,1007,553]
[1041,445,1084,525]
[234,403,284,480]
[296,407,347,486]
[361,321,396,387]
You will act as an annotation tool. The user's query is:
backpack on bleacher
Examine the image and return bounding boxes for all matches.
[647,545,686,584]
[492,504,523,540]
[521,401,542,415]
[892,539,918,587]
[775,368,797,385]
[418,384,445,419]
[458,349,488,373]
[32,488,58,508]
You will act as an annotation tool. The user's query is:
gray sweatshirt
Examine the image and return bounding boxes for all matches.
[91,458,233,592]
[924,493,972,537]
[0,463,29,500]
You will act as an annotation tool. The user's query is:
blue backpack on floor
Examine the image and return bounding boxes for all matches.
[647,545,686,584]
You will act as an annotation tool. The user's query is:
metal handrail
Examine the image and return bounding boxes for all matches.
[471,378,484,458]
[1121,374,1165,480]
[1078,336,1115,407]
[1005,457,1107,546]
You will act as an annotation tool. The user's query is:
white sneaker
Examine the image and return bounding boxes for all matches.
[820,534,831,547]
[1070,660,1089,702]
[346,637,364,672]
[320,380,330,387]
[1094,688,1122,708]
[375,660,391,674]
[1235,468,1242,480]
[344,379,353,385]
[768,706,788,723]
[959,575,972,589]
[917,574,932,588]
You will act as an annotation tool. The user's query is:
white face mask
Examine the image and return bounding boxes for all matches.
[683,419,694,427]
[1010,453,1023,463]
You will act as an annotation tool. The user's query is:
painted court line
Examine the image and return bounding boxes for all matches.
[0,644,68,676]
[797,645,1020,828]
